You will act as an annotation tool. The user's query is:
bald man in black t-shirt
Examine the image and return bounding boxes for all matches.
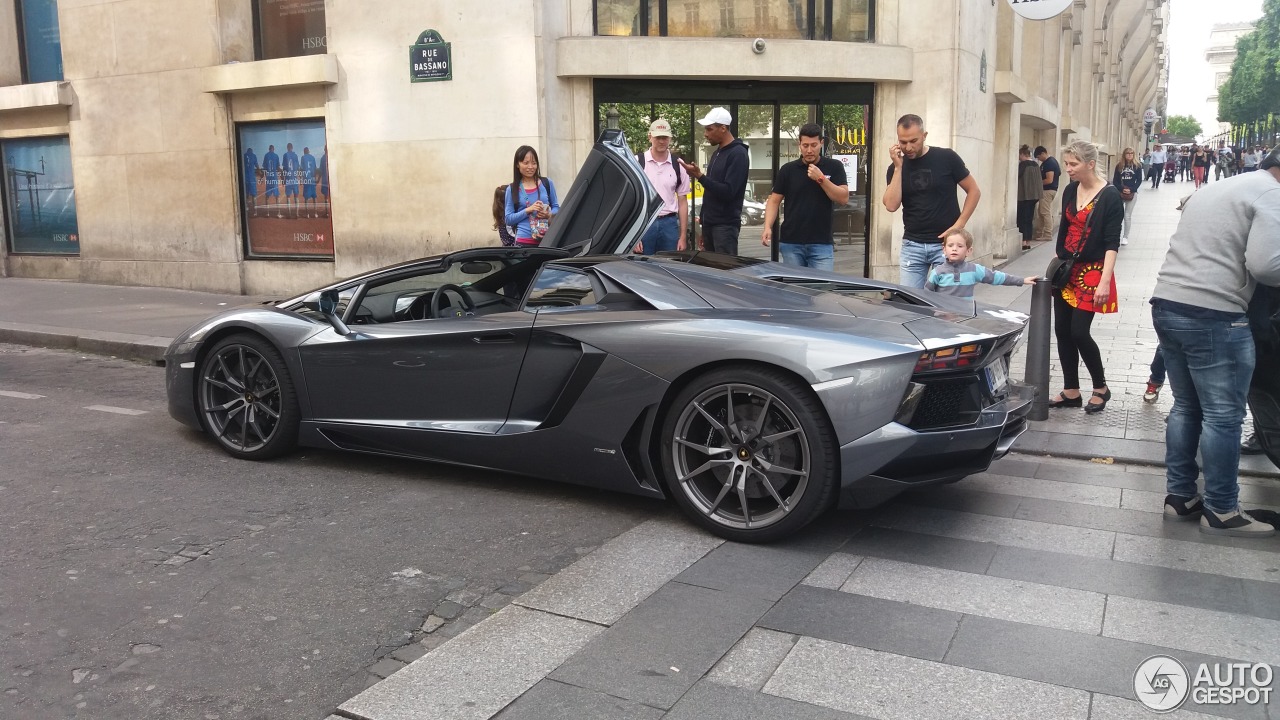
[882,114,982,288]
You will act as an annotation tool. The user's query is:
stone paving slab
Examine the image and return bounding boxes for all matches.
[338,606,604,720]
[514,516,722,626]
[765,638,1091,720]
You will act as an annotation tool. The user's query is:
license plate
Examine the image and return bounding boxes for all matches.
[986,357,1008,393]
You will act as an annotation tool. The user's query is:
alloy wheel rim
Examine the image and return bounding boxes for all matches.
[671,383,810,530]
[199,345,283,453]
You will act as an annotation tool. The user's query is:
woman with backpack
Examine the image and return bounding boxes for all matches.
[503,146,560,247]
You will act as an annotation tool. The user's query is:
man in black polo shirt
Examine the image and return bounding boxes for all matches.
[882,114,981,288]
[1034,146,1060,242]
[761,123,850,270]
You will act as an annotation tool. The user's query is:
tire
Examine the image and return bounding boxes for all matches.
[197,333,300,460]
[659,366,838,542]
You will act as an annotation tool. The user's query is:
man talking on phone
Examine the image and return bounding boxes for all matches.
[762,123,849,270]
[882,114,981,288]
[681,107,749,255]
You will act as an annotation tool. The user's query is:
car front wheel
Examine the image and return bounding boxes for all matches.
[660,366,838,542]
[197,334,300,460]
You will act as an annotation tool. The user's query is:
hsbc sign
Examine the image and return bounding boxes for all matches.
[1007,0,1073,20]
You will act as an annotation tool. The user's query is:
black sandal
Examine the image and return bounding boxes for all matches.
[1084,388,1112,414]
[1048,392,1082,408]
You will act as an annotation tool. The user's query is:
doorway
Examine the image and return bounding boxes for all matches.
[594,80,874,276]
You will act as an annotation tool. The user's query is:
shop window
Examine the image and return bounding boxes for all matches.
[254,0,327,60]
[595,0,869,40]
[1,136,78,255]
[237,120,333,259]
[16,0,64,82]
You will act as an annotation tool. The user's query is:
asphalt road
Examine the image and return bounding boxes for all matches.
[0,344,662,719]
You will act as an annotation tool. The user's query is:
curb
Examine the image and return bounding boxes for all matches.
[1012,429,1280,479]
[0,322,170,365]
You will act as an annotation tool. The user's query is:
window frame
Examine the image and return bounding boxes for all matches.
[593,0,873,41]
[0,134,80,256]
[234,118,334,261]
[251,0,328,61]
[14,0,64,83]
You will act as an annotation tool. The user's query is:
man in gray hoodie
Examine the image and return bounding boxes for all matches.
[1151,146,1280,537]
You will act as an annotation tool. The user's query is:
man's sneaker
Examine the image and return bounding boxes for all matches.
[1241,430,1264,455]
[1200,507,1276,537]
[1120,236,1129,246]
[1164,493,1203,520]
[1143,381,1162,403]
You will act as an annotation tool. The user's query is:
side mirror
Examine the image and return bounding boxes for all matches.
[319,289,352,335]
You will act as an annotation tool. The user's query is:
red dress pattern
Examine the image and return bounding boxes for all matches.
[1060,197,1118,313]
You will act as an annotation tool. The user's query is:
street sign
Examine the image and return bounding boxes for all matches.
[1006,0,1073,20]
[1144,108,1157,124]
[410,29,452,83]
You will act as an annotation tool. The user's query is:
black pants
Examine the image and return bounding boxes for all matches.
[703,224,740,255]
[1016,200,1037,241]
[1054,293,1106,390]
[1150,163,1163,188]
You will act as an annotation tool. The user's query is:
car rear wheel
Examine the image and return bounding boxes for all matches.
[660,367,837,542]
[197,334,299,460]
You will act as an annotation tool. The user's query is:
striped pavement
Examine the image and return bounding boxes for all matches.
[336,176,1279,719]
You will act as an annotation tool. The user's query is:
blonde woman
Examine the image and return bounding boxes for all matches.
[1110,147,1142,245]
[1047,141,1123,414]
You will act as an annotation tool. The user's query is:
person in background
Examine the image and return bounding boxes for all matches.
[1148,144,1167,189]
[634,119,690,255]
[1111,147,1142,246]
[492,185,515,247]
[680,107,749,255]
[925,229,1038,297]
[1047,140,1123,414]
[1016,145,1041,251]
[1192,144,1210,189]
[1034,146,1060,241]
[504,146,559,247]
[761,122,849,270]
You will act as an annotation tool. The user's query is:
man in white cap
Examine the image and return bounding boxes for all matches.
[634,118,690,255]
[681,107,749,255]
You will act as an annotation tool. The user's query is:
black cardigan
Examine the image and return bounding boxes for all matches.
[1055,181,1123,262]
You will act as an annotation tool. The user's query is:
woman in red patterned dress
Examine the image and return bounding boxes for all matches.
[1047,140,1123,413]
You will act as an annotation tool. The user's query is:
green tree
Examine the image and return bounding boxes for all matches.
[1217,0,1280,125]
[1163,114,1202,138]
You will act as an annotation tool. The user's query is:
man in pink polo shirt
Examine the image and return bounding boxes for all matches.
[634,119,690,254]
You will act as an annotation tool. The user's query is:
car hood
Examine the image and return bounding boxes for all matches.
[539,130,664,257]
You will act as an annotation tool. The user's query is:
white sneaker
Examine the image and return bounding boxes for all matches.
[1120,237,1129,245]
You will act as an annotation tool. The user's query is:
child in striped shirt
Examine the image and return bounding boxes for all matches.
[925,229,1039,298]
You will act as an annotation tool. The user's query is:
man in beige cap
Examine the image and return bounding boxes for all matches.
[634,118,690,254]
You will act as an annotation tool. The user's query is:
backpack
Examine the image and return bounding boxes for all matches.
[636,152,684,194]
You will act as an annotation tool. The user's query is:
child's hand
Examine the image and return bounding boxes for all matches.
[1024,276,1040,285]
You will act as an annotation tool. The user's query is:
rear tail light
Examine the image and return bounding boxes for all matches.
[914,343,985,373]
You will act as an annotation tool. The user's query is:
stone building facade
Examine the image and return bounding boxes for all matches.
[0,0,1169,295]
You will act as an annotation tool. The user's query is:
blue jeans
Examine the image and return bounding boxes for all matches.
[1149,346,1166,384]
[1152,305,1255,513]
[899,238,944,289]
[779,242,834,271]
[641,215,680,255]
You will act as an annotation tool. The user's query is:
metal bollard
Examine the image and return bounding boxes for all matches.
[1023,278,1053,421]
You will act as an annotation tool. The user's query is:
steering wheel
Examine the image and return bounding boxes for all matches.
[409,283,476,320]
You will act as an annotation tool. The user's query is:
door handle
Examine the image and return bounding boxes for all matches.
[473,333,516,344]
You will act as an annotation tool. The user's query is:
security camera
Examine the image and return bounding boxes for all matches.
[752,38,766,54]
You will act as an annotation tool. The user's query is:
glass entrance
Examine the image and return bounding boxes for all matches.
[595,80,872,276]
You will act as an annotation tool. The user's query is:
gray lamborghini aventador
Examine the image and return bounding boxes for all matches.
[166,130,1033,542]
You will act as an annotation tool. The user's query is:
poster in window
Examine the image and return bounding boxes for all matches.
[19,0,64,82]
[256,0,327,60]
[238,121,334,258]
[2,136,79,255]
